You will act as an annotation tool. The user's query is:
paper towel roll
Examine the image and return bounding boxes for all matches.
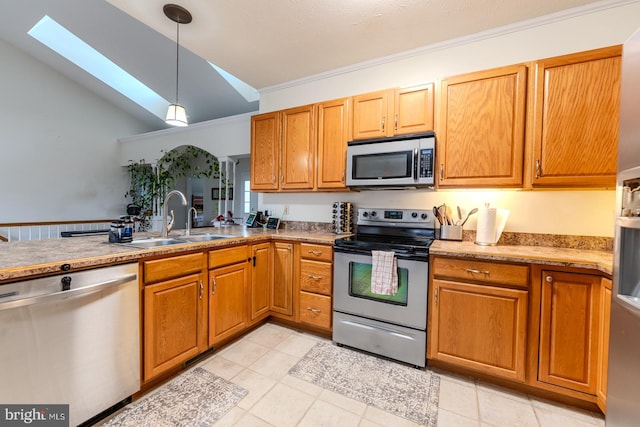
[476,206,497,245]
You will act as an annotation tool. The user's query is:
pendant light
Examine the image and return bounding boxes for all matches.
[164,4,192,127]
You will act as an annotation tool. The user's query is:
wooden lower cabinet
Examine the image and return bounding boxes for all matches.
[272,241,294,316]
[538,270,603,395]
[142,253,207,382]
[597,278,612,413]
[250,242,272,322]
[298,243,333,331]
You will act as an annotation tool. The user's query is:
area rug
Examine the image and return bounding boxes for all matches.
[101,367,247,427]
[289,342,440,426]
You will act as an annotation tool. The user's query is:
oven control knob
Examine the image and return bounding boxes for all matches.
[411,212,418,218]
[421,213,428,219]
[362,211,368,218]
[370,211,377,217]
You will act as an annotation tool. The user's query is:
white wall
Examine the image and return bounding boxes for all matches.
[256,2,640,238]
[0,39,152,223]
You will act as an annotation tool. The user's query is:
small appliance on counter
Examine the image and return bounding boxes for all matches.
[108,216,133,243]
[332,202,354,234]
[475,203,509,245]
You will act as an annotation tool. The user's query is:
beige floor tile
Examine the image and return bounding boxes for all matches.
[233,412,275,427]
[363,405,423,427]
[201,355,245,380]
[274,333,318,358]
[280,374,324,397]
[298,399,362,427]
[438,377,479,420]
[476,380,531,405]
[437,408,481,427]
[318,389,367,416]
[530,396,604,427]
[477,388,538,427]
[231,369,278,410]
[245,323,295,348]
[249,383,315,427]
[213,406,248,426]
[432,368,477,388]
[249,349,300,380]
[219,340,270,367]
[358,420,384,427]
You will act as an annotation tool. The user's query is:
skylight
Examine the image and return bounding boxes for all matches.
[28,15,169,120]
[209,62,259,103]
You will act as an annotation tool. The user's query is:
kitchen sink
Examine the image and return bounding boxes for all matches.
[181,234,231,242]
[120,237,189,248]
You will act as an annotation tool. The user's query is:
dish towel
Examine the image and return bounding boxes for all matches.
[371,250,398,295]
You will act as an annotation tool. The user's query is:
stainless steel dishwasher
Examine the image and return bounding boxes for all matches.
[0,263,140,426]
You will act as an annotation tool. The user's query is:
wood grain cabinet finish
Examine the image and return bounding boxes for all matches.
[352,84,434,140]
[429,257,529,382]
[529,46,621,188]
[538,270,603,394]
[142,253,207,382]
[208,245,250,346]
[298,243,333,331]
[281,105,316,190]
[597,278,612,413]
[436,65,527,187]
[317,98,349,189]
[271,242,294,316]
[250,112,280,191]
[250,242,272,322]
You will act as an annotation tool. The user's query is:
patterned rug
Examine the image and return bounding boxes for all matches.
[100,368,247,427]
[289,342,440,426]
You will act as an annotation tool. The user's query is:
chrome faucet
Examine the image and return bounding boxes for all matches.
[161,190,187,238]
[185,207,197,236]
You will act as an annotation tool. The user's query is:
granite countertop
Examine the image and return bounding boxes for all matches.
[0,226,339,283]
[430,240,614,275]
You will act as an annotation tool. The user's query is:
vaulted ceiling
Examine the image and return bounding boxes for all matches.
[0,0,608,130]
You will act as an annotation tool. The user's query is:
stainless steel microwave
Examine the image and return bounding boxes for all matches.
[346,132,435,188]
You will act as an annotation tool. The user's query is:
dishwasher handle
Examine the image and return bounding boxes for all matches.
[0,274,137,312]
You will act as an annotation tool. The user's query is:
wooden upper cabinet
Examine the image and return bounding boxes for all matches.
[352,84,434,140]
[436,65,527,188]
[250,112,280,191]
[281,105,316,190]
[317,98,349,189]
[529,46,621,188]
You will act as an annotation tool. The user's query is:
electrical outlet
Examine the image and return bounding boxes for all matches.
[283,205,290,216]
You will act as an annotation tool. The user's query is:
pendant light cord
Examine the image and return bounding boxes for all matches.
[175,19,180,105]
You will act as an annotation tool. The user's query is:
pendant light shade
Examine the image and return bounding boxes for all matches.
[164,4,192,127]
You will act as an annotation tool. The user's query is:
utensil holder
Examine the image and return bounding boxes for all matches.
[440,225,463,241]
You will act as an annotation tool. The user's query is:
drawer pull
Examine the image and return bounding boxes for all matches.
[307,275,323,280]
[308,250,323,256]
[199,280,203,300]
[212,278,217,294]
[466,268,490,275]
[307,307,321,313]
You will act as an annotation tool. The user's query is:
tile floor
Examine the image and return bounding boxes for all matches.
[148,323,608,426]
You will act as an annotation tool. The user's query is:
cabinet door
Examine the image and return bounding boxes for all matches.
[143,273,206,381]
[250,242,272,322]
[394,84,434,135]
[209,261,249,346]
[530,46,621,188]
[272,242,294,316]
[597,278,612,412]
[437,65,527,187]
[317,98,349,189]
[538,270,602,394]
[352,90,391,139]
[281,105,316,190]
[430,279,528,382]
[251,112,280,191]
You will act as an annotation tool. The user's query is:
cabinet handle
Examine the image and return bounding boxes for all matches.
[439,164,444,181]
[434,287,438,306]
[381,116,385,132]
[253,256,257,267]
[199,280,203,300]
[341,170,345,183]
[212,278,217,294]
[535,159,541,179]
[307,307,321,313]
[281,174,284,184]
[546,275,553,283]
[272,175,276,184]
[307,275,322,280]
[394,114,398,131]
[308,250,322,256]
[466,268,490,275]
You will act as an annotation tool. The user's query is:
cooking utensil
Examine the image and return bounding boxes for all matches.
[457,206,462,222]
[459,207,478,226]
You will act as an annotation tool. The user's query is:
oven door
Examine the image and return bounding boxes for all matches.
[333,250,428,330]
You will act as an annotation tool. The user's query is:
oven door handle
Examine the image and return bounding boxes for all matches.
[339,319,417,341]
[413,148,419,180]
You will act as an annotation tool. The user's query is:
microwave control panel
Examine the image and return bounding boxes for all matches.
[419,149,434,179]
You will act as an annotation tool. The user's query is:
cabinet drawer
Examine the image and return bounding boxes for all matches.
[300,260,332,295]
[300,243,333,262]
[299,292,332,330]
[432,257,529,288]
[209,245,249,269]
[144,253,204,284]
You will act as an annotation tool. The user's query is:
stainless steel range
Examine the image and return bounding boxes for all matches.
[332,208,435,367]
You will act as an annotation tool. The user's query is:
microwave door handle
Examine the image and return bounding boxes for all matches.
[413,148,418,180]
